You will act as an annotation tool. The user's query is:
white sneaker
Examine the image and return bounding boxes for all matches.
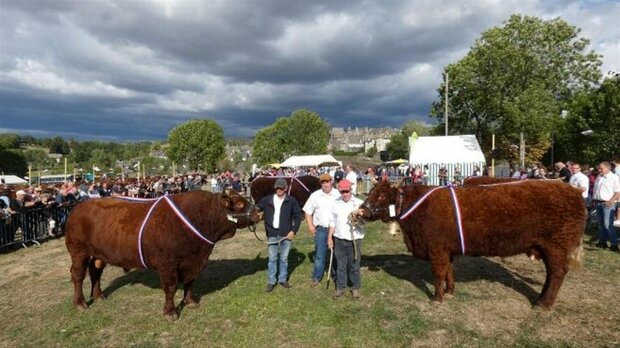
[614,220,620,228]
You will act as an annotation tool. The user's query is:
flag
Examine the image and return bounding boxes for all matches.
[93,166,101,172]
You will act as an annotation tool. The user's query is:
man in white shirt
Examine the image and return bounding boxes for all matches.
[592,161,620,251]
[257,178,301,291]
[345,164,358,195]
[569,162,589,205]
[303,173,340,286]
[613,158,620,227]
[328,179,364,299]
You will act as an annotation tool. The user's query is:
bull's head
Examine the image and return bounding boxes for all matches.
[358,180,400,223]
[220,189,261,230]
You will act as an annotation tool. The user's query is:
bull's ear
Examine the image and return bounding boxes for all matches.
[220,193,232,209]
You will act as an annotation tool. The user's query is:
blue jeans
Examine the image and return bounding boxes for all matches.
[596,202,618,246]
[267,237,291,285]
[312,226,329,280]
[334,237,362,291]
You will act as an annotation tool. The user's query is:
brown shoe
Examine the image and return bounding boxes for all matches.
[310,279,319,287]
[279,281,292,289]
[333,290,345,299]
[265,284,275,292]
[351,289,360,299]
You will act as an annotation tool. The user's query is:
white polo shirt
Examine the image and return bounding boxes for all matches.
[593,172,620,201]
[330,196,364,240]
[272,194,285,229]
[345,171,358,193]
[569,171,589,199]
[303,187,340,228]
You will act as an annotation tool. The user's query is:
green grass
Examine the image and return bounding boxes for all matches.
[0,221,619,347]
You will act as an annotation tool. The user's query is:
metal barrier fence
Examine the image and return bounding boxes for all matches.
[0,203,76,249]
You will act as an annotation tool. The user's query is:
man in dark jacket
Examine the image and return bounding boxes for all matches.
[257,178,301,292]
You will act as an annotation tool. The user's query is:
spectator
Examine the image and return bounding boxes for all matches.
[569,162,589,206]
[555,162,572,182]
[592,161,620,251]
[438,166,448,186]
[613,158,620,227]
[344,164,358,194]
[257,178,301,292]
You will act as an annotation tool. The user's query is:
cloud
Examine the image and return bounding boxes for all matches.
[0,0,618,141]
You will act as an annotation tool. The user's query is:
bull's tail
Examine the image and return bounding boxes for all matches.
[568,238,584,270]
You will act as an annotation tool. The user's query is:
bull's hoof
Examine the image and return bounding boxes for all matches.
[93,294,106,301]
[534,301,552,310]
[164,312,179,321]
[75,303,89,311]
[187,302,200,309]
[444,292,454,299]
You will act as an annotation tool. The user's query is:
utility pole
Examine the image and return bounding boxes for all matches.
[519,132,525,169]
[444,72,449,136]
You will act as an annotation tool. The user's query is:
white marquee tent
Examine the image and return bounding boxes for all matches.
[0,175,28,185]
[280,155,342,168]
[409,135,486,185]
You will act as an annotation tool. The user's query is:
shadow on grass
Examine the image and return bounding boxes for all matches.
[100,248,306,314]
[362,254,541,305]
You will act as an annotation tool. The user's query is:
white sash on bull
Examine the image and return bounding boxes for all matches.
[399,186,466,255]
[115,195,216,269]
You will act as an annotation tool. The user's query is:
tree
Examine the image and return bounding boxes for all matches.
[430,14,602,164]
[0,133,20,150]
[166,119,225,172]
[385,121,432,161]
[0,149,28,176]
[252,109,330,165]
[23,149,53,169]
[49,136,70,155]
[555,73,620,164]
[253,117,291,165]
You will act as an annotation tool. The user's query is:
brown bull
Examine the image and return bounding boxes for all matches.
[359,180,585,308]
[250,176,320,207]
[65,189,260,320]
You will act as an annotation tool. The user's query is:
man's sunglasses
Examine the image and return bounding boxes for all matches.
[339,190,350,194]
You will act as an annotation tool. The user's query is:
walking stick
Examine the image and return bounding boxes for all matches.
[326,246,334,290]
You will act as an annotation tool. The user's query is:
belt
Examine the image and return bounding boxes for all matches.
[593,200,606,203]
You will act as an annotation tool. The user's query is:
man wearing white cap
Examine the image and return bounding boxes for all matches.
[303,172,340,286]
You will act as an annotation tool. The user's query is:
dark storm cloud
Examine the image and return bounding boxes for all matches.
[0,0,618,141]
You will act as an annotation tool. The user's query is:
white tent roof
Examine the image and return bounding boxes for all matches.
[0,175,28,185]
[280,155,342,168]
[409,135,486,165]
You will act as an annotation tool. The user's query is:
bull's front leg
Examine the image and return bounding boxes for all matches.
[444,262,455,297]
[183,280,199,308]
[160,270,179,320]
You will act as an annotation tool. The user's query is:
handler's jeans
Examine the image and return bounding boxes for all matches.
[311,226,329,281]
[334,237,362,291]
[596,202,617,246]
[267,237,291,285]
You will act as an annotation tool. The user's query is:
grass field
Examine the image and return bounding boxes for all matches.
[0,220,619,347]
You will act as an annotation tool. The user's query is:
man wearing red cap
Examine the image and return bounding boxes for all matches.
[327,179,364,299]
